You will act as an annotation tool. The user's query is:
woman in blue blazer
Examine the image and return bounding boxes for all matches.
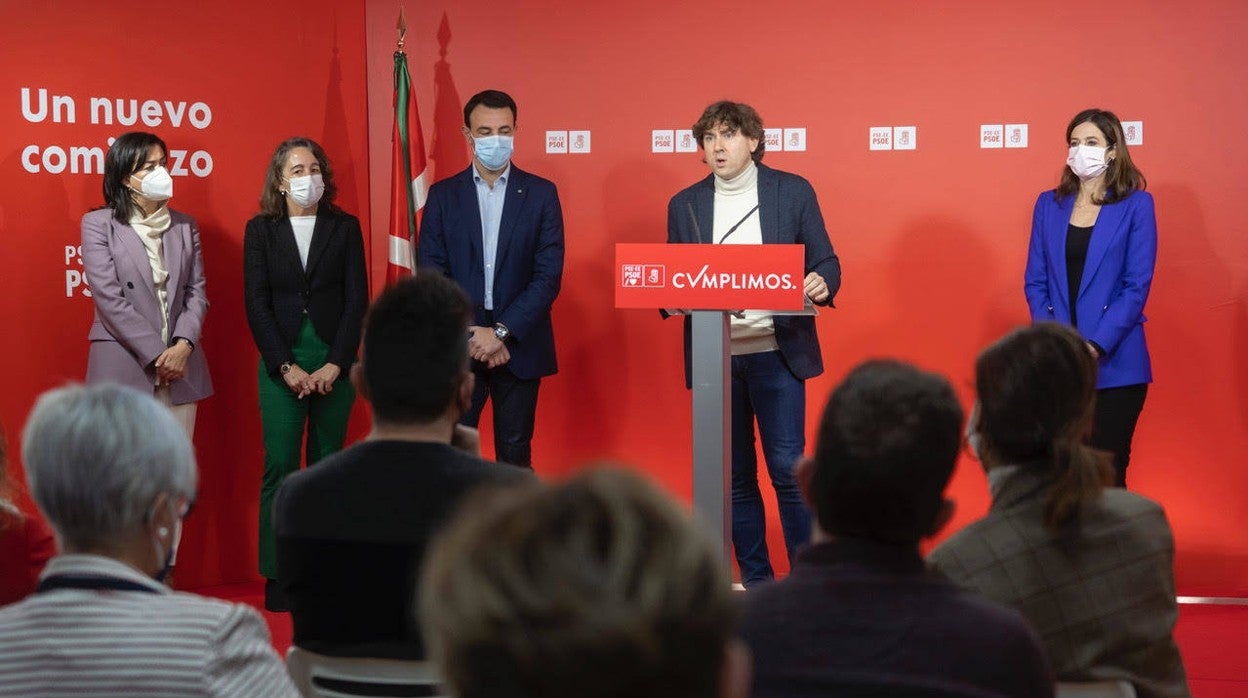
[1024,108,1156,487]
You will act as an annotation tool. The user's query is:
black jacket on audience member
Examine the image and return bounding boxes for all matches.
[740,537,1055,698]
[274,440,530,659]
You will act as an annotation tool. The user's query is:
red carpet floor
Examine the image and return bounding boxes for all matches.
[196,582,1246,696]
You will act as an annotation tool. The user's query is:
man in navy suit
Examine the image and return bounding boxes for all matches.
[418,89,564,469]
[667,101,840,586]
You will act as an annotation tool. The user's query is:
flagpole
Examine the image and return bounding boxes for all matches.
[386,7,429,285]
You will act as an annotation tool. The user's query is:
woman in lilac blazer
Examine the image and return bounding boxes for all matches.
[1024,109,1155,487]
[81,132,212,435]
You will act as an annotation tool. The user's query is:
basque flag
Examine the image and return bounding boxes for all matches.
[387,46,428,283]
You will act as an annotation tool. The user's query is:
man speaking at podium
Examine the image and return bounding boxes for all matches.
[667,101,840,587]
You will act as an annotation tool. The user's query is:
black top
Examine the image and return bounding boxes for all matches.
[274,440,531,659]
[739,538,1054,698]
[1065,224,1094,328]
[243,208,369,377]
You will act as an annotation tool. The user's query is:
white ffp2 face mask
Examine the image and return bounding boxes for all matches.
[132,166,173,202]
[285,174,325,208]
[1067,144,1110,180]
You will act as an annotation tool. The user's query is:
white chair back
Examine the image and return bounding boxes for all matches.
[286,646,447,698]
[1056,680,1137,698]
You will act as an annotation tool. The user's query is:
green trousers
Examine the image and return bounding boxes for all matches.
[257,318,355,578]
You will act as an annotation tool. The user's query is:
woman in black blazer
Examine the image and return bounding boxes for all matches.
[243,137,367,609]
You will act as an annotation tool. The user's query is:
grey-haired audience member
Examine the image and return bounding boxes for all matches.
[0,383,296,697]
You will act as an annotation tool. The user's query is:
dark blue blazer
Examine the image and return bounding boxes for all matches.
[667,163,840,385]
[1024,189,1156,388]
[418,164,564,380]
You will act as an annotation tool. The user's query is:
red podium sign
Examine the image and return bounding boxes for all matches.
[614,243,805,310]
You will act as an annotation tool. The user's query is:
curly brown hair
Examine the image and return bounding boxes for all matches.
[692,100,766,162]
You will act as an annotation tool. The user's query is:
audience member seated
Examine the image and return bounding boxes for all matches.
[0,428,56,606]
[0,383,296,696]
[929,323,1189,698]
[740,359,1055,698]
[420,468,749,698]
[275,272,531,659]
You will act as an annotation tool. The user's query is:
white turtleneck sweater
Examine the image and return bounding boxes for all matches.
[713,162,778,355]
[128,205,173,345]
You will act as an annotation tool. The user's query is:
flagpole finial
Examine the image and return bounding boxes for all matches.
[396,7,408,52]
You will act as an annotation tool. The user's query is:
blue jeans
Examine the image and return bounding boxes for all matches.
[730,350,812,586]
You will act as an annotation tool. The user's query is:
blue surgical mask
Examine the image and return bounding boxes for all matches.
[473,135,514,171]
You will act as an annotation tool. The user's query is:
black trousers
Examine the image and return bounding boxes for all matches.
[1091,383,1148,488]
[462,362,540,469]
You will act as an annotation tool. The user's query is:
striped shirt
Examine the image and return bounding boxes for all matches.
[0,554,297,697]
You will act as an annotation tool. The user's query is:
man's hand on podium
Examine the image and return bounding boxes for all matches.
[468,325,512,369]
[804,272,830,304]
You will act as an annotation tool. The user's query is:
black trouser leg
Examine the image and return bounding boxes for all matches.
[1091,384,1148,488]
[462,363,540,469]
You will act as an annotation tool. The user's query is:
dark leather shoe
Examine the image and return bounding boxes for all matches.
[264,578,290,612]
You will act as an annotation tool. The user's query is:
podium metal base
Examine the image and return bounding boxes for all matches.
[690,310,731,564]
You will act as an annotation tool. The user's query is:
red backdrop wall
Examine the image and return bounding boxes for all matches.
[1,1,1245,596]
[0,1,372,587]
[363,0,1248,595]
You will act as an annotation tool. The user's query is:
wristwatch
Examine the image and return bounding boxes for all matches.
[493,323,510,341]
[280,361,294,375]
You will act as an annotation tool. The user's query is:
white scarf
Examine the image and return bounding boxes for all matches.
[128,205,172,343]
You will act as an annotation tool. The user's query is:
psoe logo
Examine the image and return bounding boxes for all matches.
[783,128,806,152]
[893,126,916,151]
[622,264,666,287]
[65,244,92,298]
[670,264,796,291]
[545,131,568,154]
[652,130,675,153]
[1005,123,1028,149]
[980,124,1004,148]
[764,128,783,152]
[643,265,664,287]
[869,126,892,151]
[676,130,697,153]
[1121,120,1143,146]
[569,130,591,154]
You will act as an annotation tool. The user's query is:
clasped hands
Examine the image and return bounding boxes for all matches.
[468,326,510,369]
[282,362,341,399]
[154,339,193,386]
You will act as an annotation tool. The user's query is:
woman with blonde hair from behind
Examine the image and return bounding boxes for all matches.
[420,467,750,698]
[929,323,1187,697]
